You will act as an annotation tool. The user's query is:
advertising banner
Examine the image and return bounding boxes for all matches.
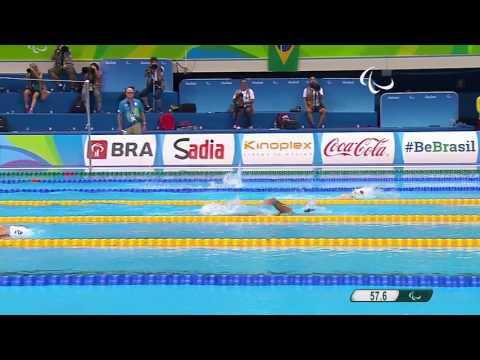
[320,132,395,165]
[85,135,157,167]
[241,133,314,165]
[0,135,85,168]
[162,134,235,166]
[401,131,478,164]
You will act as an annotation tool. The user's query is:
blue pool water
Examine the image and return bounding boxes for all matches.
[1,169,480,314]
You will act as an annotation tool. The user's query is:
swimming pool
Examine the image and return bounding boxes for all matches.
[1,168,480,314]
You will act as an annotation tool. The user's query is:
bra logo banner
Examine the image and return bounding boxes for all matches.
[360,66,394,94]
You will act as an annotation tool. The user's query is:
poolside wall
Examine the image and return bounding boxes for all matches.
[0,131,479,168]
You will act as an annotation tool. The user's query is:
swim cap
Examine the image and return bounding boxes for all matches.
[9,226,31,239]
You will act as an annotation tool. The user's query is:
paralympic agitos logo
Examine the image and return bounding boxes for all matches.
[173,138,225,160]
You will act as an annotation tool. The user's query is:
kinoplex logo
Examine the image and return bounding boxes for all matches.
[243,140,312,151]
[241,134,314,165]
[323,137,390,157]
[404,140,476,153]
[87,140,154,159]
[174,138,225,160]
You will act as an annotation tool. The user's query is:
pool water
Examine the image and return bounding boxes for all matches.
[1,169,480,314]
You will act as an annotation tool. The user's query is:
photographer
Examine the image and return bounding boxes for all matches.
[303,76,327,128]
[232,79,255,129]
[139,57,165,112]
[23,63,49,113]
[48,45,78,91]
[80,63,102,112]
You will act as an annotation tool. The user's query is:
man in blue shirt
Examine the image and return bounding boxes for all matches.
[117,86,146,134]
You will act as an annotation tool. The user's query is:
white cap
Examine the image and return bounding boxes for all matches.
[9,226,31,238]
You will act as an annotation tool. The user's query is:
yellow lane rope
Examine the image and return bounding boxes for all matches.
[2,238,480,248]
[0,199,479,206]
[0,215,480,224]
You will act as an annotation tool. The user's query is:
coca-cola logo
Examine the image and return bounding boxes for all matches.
[323,137,389,157]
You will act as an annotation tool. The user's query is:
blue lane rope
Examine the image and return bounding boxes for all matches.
[1,187,480,193]
[2,176,480,184]
[0,273,479,287]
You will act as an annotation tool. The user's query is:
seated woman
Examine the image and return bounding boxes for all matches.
[24,63,49,113]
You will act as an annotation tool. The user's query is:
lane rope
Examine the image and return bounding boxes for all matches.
[2,186,480,193]
[2,169,480,177]
[0,273,478,287]
[0,199,479,206]
[3,238,480,248]
[3,176,480,184]
[1,215,480,224]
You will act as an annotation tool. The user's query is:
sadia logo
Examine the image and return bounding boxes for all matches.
[88,140,108,159]
[163,134,234,165]
[174,138,225,160]
[360,66,394,94]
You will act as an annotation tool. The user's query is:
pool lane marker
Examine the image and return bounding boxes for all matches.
[0,273,478,287]
[1,199,480,206]
[0,215,480,224]
[3,238,480,248]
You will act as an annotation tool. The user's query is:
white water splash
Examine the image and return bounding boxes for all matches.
[208,171,243,189]
[352,186,400,199]
[199,198,272,215]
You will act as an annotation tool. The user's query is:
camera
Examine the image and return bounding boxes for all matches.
[150,63,158,70]
[26,68,32,74]
[60,46,69,53]
[311,82,321,92]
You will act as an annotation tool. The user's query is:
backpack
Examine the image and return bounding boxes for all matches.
[158,113,175,130]
[275,113,300,129]
[70,95,86,113]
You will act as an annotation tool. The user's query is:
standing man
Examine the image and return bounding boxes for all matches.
[48,45,78,91]
[117,86,146,134]
[303,76,327,128]
[232,79,255,129]
[140,57,165,112]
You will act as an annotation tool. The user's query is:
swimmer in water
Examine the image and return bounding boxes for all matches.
[264,198,317,215]
[0,225,30,239]
[263,187,375,215]
[263,198,294,215]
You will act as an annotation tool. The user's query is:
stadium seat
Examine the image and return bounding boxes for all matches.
[380,92,458,127]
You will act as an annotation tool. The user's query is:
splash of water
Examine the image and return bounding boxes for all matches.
[352,186,399,199]
[208,171,243,189]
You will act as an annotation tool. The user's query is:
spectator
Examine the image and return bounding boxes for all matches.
[80,63,102,112]
[232,79,255,129]
[23,63,49,113]
[140,57,165,112]
[90,63,102,112]
[117,86,146,134]
[48,45,78,91]
[303,76,327,128]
